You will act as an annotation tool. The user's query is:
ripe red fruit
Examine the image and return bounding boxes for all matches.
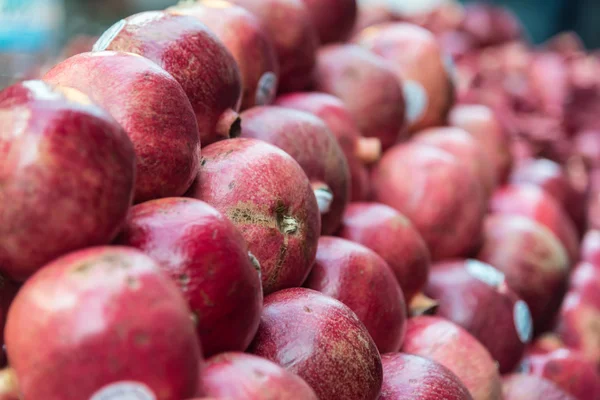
[519,348,600,400]
[476,215,570,331]
[189,138,320,294]
[94,11,242,145]
[305,236,407,352]
[379,353,473,400]
[461,3,523,47]
[0,80,135,281]
[448,104,513,184]
[199,352,318,399]
[4,247,201,400]
[502,374,576,400]
[249,288,383,400]
[353,22,454,133]
[301,0,357,43]
[581,230,600,267]
[44,51,200,203]
[402,316,502,400]
[117,198,263,357]
[337,202,430,303]
[228,0,319,92]
[169,0,279,110]
[371,142,486,260]
[489,184,579,264]
[240,106,350,235]
[313,44,407,150]
[425,259,533,373]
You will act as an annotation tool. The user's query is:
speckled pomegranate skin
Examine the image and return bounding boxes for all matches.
[228,0,318,93]
[425,260,531,373]
[476,215,570,331]
[117,198,263,357]
[502,374,576,400]
[490,184,579,264]
[274,92,372,201]
[305,236,406,352]
[44,51,200,203]
[5,246,201,400]
[169,1,279,110]
[301,0,357,43]
[313,44,406,150]
[249,288,383,400]
[95,11,242,145]
[379,353,473,400]
[240,106,349,235]
[353,23,454,133]
[338,202,430,303]
[449,104,512,184]
[0,80,136,281]
[190,138,320,295]
[200,352,318,399]
[402,316,502,400]
[371,142,486,260]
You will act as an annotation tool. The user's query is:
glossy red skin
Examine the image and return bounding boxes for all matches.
[274,92,372,201]
[414,127,496,197]
[200,352,318,399]
[169,1,279,110]
[510,158,586,234]
[448,104,512,184]
[502,374,576,400]
[248,288,383,400]
[580,230,600,267]
[44,51,200,203]
[313,44,407,150]
[95,11,242,145]
[353,23,454,133]
[337,202,430,302]
[0,80,136,281]
[379,353,473,400]
[371,142,486,260]
[305,236,406,352]
[573,130,600,170]
[568,262,600,307]
[402,316,502,400]
[519,349,600,400]
[301,0,357,43]
[117,198,263,357]
[5,246,201,400]
[228,0,318,93]
[189,138,320,295]
[240,106,350,235]
[490,184,580,264]
[476,215,570,331]
[425,260,531,373]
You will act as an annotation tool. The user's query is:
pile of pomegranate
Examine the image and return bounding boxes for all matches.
[1,0,599,399]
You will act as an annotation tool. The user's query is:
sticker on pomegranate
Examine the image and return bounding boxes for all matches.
[255,72,278,106]
[513,300,533,344]
[402,80,428,125]
[89,382,156,400]
[465,259,505,288]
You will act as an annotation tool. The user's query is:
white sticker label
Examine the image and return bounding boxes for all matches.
[514,300,533,344]
[443,54,458,86]
[255,72,278,106]
[90,382,156,400]
[465,259,505,288]
[402,80,428,125]
[93,19,126,52]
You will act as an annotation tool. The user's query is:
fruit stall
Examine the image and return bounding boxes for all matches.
[0,0,599,399]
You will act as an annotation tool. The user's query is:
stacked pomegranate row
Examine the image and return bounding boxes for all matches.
[0,0,599,399]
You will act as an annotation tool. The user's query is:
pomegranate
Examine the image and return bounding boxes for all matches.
[0,80,135,281]
[240,106,350,235]
[402,316,502,400]
[249,288,382,400]
[189,138,320,294]
[502,374,576,400]
[460,3,522,47]
[169,0,279,110]
[581,230,600,267]
[301,0,357,43]
[94,10,242,145]
[4,247,201,400]
[337,202,430,303]
[371,142,486,260]
[313,44,407,150]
